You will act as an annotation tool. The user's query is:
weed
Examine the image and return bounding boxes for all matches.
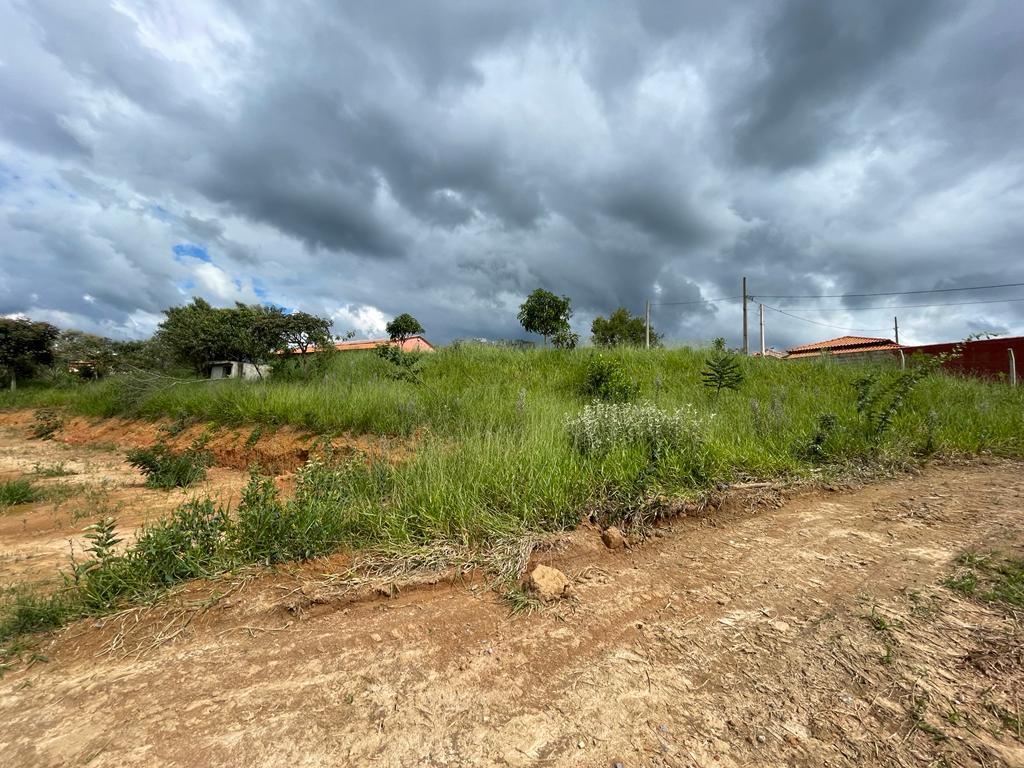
[31,462,75,478]
[0,479,40,508]
[158,413,191,436]
[245,425,263,449]
[126,435,212,489]
[566,401,705,458]
[504,585,541,615]
[866,606,903,633]
[376,344,424,383]
[581,354,637,403]
[946,552,1024,609]
[30,408,63,440]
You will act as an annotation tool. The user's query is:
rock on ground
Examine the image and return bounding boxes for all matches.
[601,526,627,549]
[528,564,570,600]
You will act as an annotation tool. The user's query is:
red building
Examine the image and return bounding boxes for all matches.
[899,337,1021,381]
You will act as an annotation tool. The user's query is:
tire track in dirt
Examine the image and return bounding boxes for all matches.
[1,462,1022,767]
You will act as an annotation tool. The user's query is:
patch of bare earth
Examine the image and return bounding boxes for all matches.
[1,462,1023,767]
[0,423,251,590]
[0,409,408,590]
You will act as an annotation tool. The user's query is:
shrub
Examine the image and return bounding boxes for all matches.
[126,437,212,489]
[0,479,40,508]
[581,354,637,402]
[30,408,63,439]
[566,401,706,457]
[376,343,423,383]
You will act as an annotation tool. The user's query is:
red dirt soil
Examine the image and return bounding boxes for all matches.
[1,460,1022,767]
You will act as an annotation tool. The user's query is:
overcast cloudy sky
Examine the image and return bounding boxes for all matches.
[1,0,1022,349]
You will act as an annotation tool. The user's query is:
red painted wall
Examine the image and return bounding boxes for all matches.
[898,337,1022,381]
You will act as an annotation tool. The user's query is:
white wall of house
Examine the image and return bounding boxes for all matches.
[208,361,271,380]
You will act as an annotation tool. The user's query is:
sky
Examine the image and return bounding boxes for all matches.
[1,0,1023,350]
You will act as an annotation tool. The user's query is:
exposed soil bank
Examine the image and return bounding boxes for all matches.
[1,462,1022,766]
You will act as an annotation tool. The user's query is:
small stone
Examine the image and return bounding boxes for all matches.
[612,760,626,768]
[601,526,627,549]
[756,734,766,744]
[528,564,571,601]
[577,740,585,749]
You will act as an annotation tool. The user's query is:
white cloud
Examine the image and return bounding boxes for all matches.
[330,304,388,338]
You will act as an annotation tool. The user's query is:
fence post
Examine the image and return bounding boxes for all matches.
[898,349,905,371]
[1010,348,1017,387]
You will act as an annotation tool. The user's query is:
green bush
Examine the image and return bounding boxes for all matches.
[126,438,212,489]
[581,353,637,402]
[0,479,40,508]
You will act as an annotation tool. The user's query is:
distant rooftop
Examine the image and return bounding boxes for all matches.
[786,335,900,359]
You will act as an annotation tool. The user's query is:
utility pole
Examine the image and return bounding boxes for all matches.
[759,303,765,356]
[893,316,899,345]
[742,276,749,355]
[645,300,651,350]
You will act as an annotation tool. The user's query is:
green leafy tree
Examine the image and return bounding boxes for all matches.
[156,298,235,373]
[518,289,572,346]
[591,307,660,347]
[0,317,59,390]
[701,350,744,397]
[156,298,331,376]
[385,313,425,343]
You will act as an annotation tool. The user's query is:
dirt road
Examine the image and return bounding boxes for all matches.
[2,462,1023,767]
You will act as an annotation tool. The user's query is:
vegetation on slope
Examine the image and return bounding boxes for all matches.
[1,346,1023,649]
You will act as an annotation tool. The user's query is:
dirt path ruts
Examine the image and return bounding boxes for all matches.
[1,462,1022,767]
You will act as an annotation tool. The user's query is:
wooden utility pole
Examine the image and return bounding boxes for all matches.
[759,303,765,356]
[645,300,651,350]
[742,276,749,355]
[893,316,899,345]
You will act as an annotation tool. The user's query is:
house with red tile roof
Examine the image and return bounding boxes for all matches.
[332,335,435,353]
[785,335,900,362]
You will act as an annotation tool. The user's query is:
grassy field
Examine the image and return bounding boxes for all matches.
[1,345,1023,646]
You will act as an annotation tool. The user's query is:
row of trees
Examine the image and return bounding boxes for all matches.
[0,301,429,388]
[517,289,661,349]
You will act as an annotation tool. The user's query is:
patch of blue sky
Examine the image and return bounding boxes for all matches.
[251,277,269,299]
[172,243,212,263]
[149,204,177,223]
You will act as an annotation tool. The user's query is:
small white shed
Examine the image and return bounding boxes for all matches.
[207,361,270,380]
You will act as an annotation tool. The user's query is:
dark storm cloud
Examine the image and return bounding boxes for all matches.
[1,0,1022,348]
[729,0,959,170]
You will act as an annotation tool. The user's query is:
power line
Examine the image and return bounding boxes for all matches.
[762,304,891,334]
[651,295,741,307]
[751,281,1024,300]
[775,296,1024,312]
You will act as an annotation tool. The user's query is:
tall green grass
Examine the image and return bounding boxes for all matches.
[2,346,1023,647]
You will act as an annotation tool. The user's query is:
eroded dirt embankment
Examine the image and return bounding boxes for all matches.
[1,460,1022,767]
[0,409,404,474]
[0,410,411,588]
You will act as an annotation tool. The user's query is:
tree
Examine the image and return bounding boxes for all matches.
[591,307,660,347]
[517,289,572,346]
[155,298,332,376]
[701,350,744,397]
[385,313,425,343]
[0,317,59,390]
[54,330,121,379]
[156,298,237,373]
